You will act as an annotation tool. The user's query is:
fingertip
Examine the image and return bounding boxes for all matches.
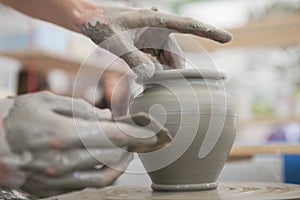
[219,31,233,44]
[213,29,232,43]
[132,62,156,84]
[117,122,157,140]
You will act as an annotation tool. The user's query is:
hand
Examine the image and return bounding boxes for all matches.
[81,5,232,82]
[1,0,231,83]
[1,91,164,197]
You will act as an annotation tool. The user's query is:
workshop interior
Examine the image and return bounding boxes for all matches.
[1,0,300,199]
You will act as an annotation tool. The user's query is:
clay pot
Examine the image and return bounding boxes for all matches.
[129,69,238,191]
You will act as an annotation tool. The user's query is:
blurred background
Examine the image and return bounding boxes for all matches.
[1,0,300,186]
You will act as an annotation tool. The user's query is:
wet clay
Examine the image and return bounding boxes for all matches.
[129,69,238,191]
[46,182,300,200]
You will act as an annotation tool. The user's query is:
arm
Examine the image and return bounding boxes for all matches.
[1,0,93,33]
[1,0,232,82]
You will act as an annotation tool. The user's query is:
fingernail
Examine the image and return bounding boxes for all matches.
[215,28,233,43]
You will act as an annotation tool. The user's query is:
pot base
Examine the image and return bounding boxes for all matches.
[151,181,218,191]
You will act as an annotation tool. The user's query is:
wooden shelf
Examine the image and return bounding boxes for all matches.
[239,115,300,127]
[0,49,132,76]
[0,49,89,74]
[229,144,300,161]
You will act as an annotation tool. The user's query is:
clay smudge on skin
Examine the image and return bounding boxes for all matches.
[185,20,232,43]
[139,9,169,28]
[81,20,156,82]
[81,20,115,45]
[81,6,123,45]
[120,52,156,83]
[139,8,232,43]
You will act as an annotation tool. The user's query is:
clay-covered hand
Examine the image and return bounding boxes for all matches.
[81,5,232,82]
[1,91,160,197]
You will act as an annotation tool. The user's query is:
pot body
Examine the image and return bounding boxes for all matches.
[129,69,238,191]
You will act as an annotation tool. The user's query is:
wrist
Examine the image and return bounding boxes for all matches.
[71,0,105,34]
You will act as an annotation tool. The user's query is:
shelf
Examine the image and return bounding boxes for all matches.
[0,49,132,76]
[239,115,300,127]
[229,144,300,161]
[0,49,88,74]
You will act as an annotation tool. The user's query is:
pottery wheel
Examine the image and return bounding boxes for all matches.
[51,182,300,200]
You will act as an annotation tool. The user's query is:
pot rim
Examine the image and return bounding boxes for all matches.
[145,69,226,83]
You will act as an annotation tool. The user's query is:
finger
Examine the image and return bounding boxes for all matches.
[162,34,185,69]
[75,121,158,149]
[50,95,112,121]
[121,49,156,83]
[145,53,164,71]
[115,112,172,153]
[134,27,181,69]
[134,9,232,43]
[24,116,158,151]
[145,49,171,70]
[21,153,132,192]
[97,31,156,83]
[22,148,129,176]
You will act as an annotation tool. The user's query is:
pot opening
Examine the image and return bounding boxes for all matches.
[144,69,226,83]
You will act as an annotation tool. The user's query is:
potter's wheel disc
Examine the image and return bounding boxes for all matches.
[53,182,300,200]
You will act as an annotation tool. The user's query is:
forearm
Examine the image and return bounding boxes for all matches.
[1,0,101,33]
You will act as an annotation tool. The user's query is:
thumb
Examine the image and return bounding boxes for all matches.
[96,32,157,83]
[121,49,156,83]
